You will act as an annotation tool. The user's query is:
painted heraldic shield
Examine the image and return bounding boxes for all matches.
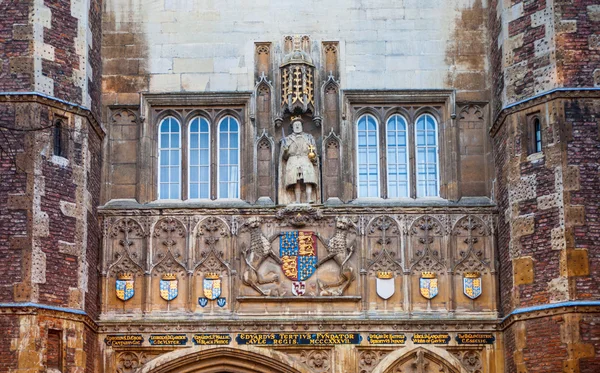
[116,274,134,301]
[280,231,318,281]
[419,272,438,300]
[376,271,395,300]
[203,273,222,300]
[463,272,482,300]
[159,274,178,301]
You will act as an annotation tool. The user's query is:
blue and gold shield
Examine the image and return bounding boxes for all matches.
[203,274,221,300]
[463,273,482,300]
[419,273,438,300]
[280,231,318,281]
[159,274,178,301]
[116,274,135,301]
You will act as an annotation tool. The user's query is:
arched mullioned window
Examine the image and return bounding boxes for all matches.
[158,117,181,200]
[356,114,380,197]
[217,116,240,199]
[415,113,439,197]
[188,117,210,199]
[386,114,409,198]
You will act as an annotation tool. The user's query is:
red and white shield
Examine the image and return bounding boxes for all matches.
[292,281,306,296]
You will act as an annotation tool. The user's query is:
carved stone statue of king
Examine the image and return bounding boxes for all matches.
[281,116,320,204]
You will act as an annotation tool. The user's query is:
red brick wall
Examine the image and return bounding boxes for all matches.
[88,0,103,118]
[0,104,26,302]
[492,123,513,316]
[580,314,600,373]
[487,0,503,117]
[0,0,33,91]
[39,157,78,306]
[566,99,600,300]
[85,126,102,319]
[43,0,82,104]
[523,316,568,372]
[555,1,600,87]
[0,315,19,372]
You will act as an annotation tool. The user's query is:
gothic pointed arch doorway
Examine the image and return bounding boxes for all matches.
[372,347,466,373]
[136,346,307,373]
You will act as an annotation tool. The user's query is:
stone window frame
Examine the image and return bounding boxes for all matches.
[344,90,458,201]
[139,92,252,203]
[526,113,543,155]
[51,115,69,159]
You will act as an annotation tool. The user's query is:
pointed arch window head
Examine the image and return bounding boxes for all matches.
[386,114,409,198]
[158,117,181,200]
[188,117,210,199]
[415,113,439,197]
[217,116,240,199]
[357,114,380,198]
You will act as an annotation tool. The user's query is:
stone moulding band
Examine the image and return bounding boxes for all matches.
[500,300,600,329]
[0,302,88,315]
[491,87,600,137]
[0,91,104,138]
[0,302,98,330]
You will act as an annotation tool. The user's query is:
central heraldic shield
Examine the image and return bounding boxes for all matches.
[280,231,318,281]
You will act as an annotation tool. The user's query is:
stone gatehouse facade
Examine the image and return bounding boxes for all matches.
[0,0,599,372]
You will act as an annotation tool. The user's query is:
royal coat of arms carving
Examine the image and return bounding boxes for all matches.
[419,272,438,300]
[203,273,222,300]
[116,273,135,301]
[159,273,178,301]
[280,231,318,294]
[463,272,482,299]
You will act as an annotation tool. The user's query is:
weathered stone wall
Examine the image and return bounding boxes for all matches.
[101,0,489,105]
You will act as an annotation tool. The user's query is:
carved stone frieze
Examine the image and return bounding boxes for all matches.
[107,218,146,271]
[409,215,445,273]
[275,205,323,227]
[358,349,391,373]
[389,349,456,373]
[152,217,186,269]
[452,216,490,275]
[367,216,402,275]
[240,217,283,295]
[302,350,330,373]
[316,217,357,295]
[193,217,232,274]
[449,349,483,373]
